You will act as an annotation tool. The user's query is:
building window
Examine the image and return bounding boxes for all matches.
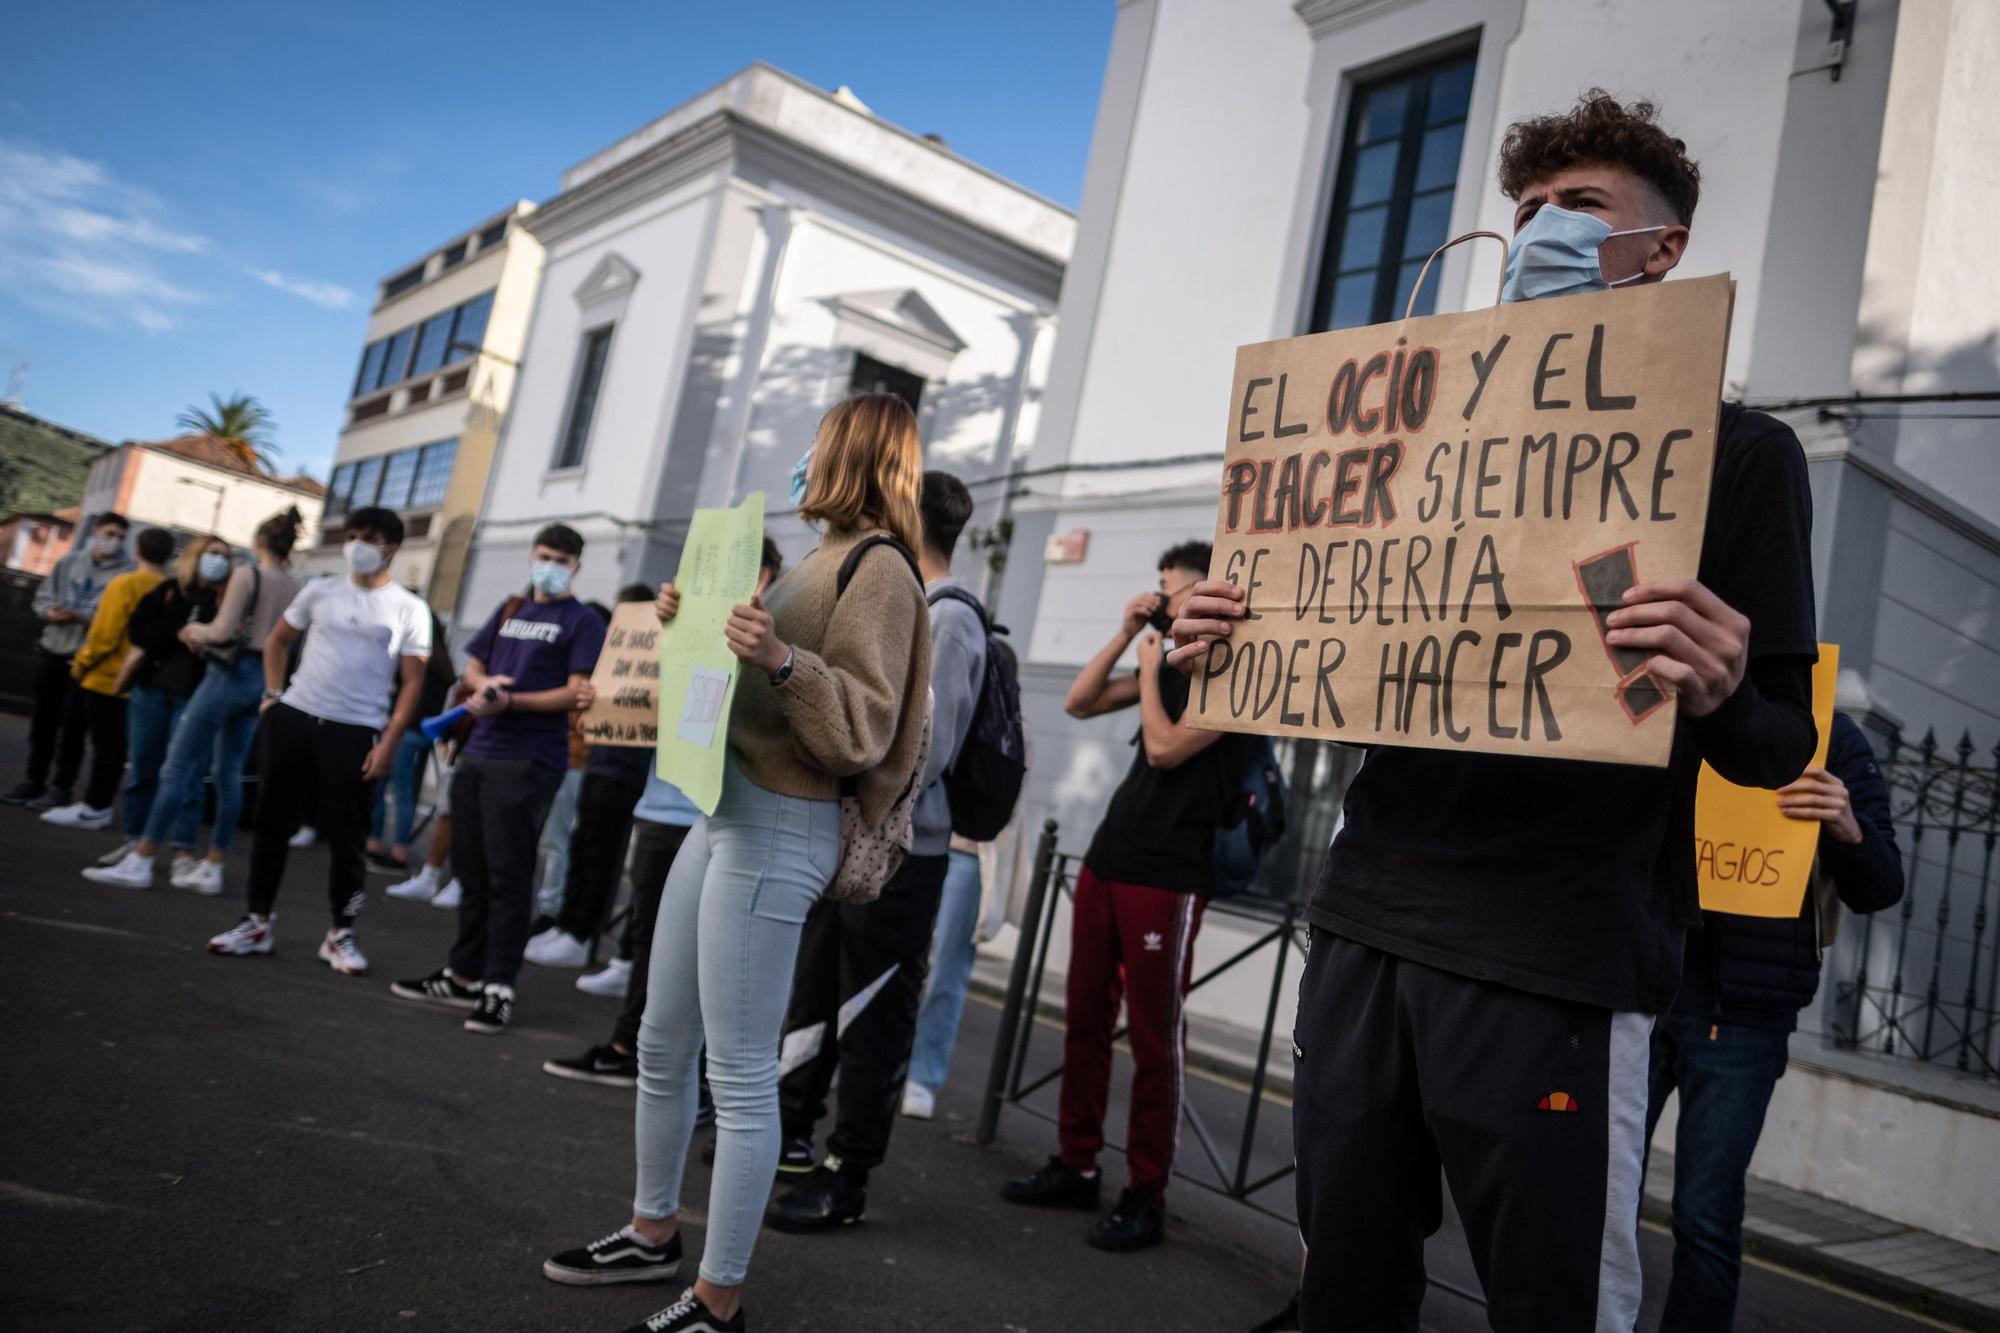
[409,309,456,378]
[383,264,425,300]
[377,327,415,390]
[554,325,614,470]
[849,352,925,414]
[377,449,420,509]
[440,240,468,270]
[1310,52,1476,331]
[348,456,384,511]
[352,340,387,399]
[478,219,507,250]
[448,290,494,360]
[325,463,356,518]
[407,438,458,509]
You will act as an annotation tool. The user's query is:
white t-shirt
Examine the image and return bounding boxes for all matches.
[281,575,432,730]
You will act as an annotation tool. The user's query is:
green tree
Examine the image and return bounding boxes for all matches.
[177,392,278,473]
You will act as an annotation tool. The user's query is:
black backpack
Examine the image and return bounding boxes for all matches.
[925,585,1026,841]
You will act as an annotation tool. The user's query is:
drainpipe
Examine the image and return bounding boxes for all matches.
[981,309,1048,608]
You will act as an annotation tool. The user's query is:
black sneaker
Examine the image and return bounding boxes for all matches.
[620,1288,745,1333]
[765,1156,868,1233]
[389,968,481,1009]
[776,1136,816,1177]
[542,1225,682,1286]
[1087,1186,1165,1253]
[1248,1291,1302,1333]
[24,785,71,812]
[544,1044,639,1088]
[464,983,513,1035]
[1000,1155,1101,1210]
[0,780,44,806]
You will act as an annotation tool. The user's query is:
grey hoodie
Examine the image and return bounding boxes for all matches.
[34,542,136,657]
[911,575,988,857]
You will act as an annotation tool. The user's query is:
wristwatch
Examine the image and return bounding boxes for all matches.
[263,689,284,702]
[770,648,795,686]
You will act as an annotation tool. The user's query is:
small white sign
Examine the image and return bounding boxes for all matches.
[676,665,731,749]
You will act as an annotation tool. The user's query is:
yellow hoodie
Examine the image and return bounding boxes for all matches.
[72,568,164,696]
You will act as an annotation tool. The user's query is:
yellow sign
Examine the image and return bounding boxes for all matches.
[1695,643,1840,917]
[656,492,766,815]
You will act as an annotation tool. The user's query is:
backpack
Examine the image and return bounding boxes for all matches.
[1210,737,1288,898]
[925,585,1027,841]
[825,534,931,905]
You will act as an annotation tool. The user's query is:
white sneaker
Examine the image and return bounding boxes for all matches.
[42,802,115,830]
[386,866,441,902]
[430,879,462,910]
[209,914,274,955]
[96,838,139,867]
[81,851,155,889]
[576,957,632,997]
[288,826,317,849]
[175,859,225,896]
[318,928,369,976]
[900,1083,936,1120]
[169,852,200,885]
[527,930,591,969]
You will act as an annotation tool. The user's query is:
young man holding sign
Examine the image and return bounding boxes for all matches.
[1171,93,1820,1327]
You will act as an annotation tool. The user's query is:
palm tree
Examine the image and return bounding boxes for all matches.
[177,392,278,473]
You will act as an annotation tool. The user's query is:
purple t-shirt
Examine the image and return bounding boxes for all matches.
[464,595,607,770]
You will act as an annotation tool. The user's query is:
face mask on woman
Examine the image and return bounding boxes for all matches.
[198,552,231,584]
[344,539,385,576]
[530,559,573,597]
[789,450,813,508]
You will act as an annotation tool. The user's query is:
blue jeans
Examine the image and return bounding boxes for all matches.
[909,848,983,1095]
[369,730,431,848]
[123,686,197,847]
[1646,1014,1792,1333]
[146,656,264,853]
[534,767,584,918]
[633,758,840,1287]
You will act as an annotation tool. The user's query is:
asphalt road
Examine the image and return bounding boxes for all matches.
[0,714,1945,1332]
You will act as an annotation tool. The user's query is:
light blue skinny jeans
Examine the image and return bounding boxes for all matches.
[123,686,198,847]
[369,730,431,848]
[908,848,984,1095]
[633,756,839,1287]
[145,656,263,853]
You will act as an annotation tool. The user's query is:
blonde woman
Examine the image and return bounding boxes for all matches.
[541,395,933,1333]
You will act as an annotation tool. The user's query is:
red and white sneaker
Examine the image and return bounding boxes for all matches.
[209,914,274,956]
[318,928,369,976]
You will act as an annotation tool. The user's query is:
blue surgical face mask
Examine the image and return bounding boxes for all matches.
[530,559,573,597]
[789,449,813,508]
[1501,204,1666,303]
[198,552,231,584]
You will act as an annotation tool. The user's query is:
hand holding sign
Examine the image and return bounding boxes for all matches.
[1604,579,1749,718]
[724,593,788,674]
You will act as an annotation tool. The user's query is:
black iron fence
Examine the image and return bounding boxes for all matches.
[1832,729,2000,1078]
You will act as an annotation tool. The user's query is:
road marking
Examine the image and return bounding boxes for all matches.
[4,911,148,939]
[0,1180,150,1214]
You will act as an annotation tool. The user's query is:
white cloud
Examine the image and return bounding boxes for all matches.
[0,140,209,332]
[246,267,356,309]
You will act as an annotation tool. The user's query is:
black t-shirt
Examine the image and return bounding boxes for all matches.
[1086,661,1263,896]
[1309,405,1820,1013]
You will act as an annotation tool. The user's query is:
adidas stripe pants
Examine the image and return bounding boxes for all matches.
[1293,930,1652,1331]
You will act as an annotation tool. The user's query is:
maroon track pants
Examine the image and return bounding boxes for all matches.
[1056,866,1204,1202]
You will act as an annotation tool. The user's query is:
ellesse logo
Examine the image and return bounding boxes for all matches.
[1538,1090,1580,1113]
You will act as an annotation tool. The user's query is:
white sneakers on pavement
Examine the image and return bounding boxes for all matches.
[209,915,274,955]
[525,928,592,969]
[386,864,442,902]
[41,802,115,830]
[318,928,368,975]
[172,858,225,896]
[576,957,632,997]
[430,879,462,910]
[96,839,139,867]
[900,1083,936,1120]
[82,851,154,889]
[288,826,317,849]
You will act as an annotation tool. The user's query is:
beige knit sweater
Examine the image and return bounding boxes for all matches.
[728,527,932,824]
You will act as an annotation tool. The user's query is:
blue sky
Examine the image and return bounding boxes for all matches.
[0,1,1112,482]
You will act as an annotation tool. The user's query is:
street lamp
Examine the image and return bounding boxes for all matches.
[177,476,225,534]
[447,341,519,369]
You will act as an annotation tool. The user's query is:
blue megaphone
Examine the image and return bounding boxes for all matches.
[418,703,470,743]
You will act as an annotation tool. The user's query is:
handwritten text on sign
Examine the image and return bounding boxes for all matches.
[577,602,662,747]
[1188,274,1734,767]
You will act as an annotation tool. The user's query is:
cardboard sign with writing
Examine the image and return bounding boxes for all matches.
[577,601,662,747]
[656,491,766,815]
[1188,274,1734,767]
[1696,644,1840,917]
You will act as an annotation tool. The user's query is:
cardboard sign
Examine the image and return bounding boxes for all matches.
[656,491,766,815]
[577,602,662,747]
[1188,274,1734,767]
[1696,644,1840,917]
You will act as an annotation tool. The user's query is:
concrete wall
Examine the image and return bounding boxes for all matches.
[81,447,321,554]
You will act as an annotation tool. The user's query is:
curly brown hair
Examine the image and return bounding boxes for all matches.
[1498,89,1700,226]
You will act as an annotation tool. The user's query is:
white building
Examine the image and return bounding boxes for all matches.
[454,65,1070,621]
[78,435,324,554]
[307,204,544,611]
[991,0,2000,1250]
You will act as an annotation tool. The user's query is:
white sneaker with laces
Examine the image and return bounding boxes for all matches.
[42,802,115,830]
[288,826,317,849]
[318,928,368,975]
[386,865,441,901]
[900,1083,936,1120]
[430,879,462,910]
[577,957,632,997]
[177,859,225,896]
[81,851,155,889]
[169,853,200,885]
[527,930,591,969]
[96,839,139,867]
[209,914,274,955]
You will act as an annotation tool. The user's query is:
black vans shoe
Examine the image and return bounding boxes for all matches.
[542,1226,682,1286]
[1000,1155,1101,1210]
[619,1288,744,1333]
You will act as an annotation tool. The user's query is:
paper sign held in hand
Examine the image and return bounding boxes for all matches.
[656,492,766,814]
[1187,273,1735,767]
[577,602,662,747]
[676,666,731,749]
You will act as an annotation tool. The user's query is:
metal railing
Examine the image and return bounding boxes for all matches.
[1833,729,2000,1078]
[976,820,1306,1224]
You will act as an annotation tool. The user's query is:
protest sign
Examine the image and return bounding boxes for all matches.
[656,491,766,814]
[577,602,661,747]
[1696,644,1840,917]
[1187,273,1734,766]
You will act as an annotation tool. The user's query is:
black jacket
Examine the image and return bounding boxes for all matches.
[1675,712,1905,1032]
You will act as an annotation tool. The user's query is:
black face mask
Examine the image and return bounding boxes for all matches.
[1146,602,1175,635]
